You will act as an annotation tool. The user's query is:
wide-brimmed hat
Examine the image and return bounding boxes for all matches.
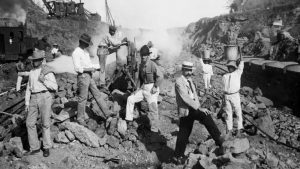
[272,20,283,27]
[226,60,237,69]
[53,43,58,46]
[182,61,195,70]
[140,45,151,56]
[79,33,93,46]
[28,50,45,60]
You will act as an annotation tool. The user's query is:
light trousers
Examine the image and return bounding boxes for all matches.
[125,83,159,131]
[203,73,212,89]
[224,93,243,131]
[26,92,52,150]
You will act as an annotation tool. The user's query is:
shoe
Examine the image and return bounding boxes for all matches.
[43,149,50,157]
[24,149,40,156]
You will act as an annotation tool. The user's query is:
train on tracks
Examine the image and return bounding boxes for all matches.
[0,18,37,62]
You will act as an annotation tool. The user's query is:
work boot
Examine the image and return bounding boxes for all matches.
[43,149,50,157]
[24,149,40,156]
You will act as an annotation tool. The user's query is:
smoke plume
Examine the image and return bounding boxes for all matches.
[0,0,27,24]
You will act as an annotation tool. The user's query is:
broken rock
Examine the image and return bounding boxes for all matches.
[87,119,98,132]
[117,118,127,137]
[55,107,77,122]
[64,130,75,142]
[223,138,250,154]
[107,135,120,148]
[9,137,23,154]
[255,96,273,107]
[55,132,70,144]
[62,122,100,147]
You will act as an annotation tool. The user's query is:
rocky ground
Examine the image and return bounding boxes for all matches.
[0,52,300,169]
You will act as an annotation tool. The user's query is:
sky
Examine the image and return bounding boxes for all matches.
[83,0,229,30]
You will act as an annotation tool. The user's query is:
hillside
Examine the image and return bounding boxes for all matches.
[186,2,300,58]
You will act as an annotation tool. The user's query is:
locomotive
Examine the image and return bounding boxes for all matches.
[0,18,37,62]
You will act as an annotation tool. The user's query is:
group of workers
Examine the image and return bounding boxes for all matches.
[20,25,244,165]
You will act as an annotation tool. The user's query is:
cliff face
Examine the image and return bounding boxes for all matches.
[186,2,300,58]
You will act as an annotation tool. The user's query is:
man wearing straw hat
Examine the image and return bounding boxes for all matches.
[222,58,244,138]
[24,50,58,157]
[173,61,224,164]
[72,33,115,126]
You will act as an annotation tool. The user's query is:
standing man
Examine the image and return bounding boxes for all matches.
[72,33,114,125]
[199,57,213,93]
[222,58,244,137]
[51,43,59,58]
[97,25,127,87]
[25,50,58,157]
[173,61,224,163]
[125,45,163,132]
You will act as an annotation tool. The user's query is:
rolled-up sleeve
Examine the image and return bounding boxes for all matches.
[43,73,58,91]
[25,82,31,106]
[72,49,84,73]
[236,61,244,75]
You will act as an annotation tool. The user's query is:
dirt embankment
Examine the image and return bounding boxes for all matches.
[186,2,300,58]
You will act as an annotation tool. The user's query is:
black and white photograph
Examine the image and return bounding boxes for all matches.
[0,0,300,168]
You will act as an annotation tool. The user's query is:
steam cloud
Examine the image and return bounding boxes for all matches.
[0,0,27,23]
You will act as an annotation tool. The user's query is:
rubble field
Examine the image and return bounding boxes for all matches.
[0,52,300,169]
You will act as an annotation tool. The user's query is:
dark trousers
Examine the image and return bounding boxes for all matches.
[174,109,222,157]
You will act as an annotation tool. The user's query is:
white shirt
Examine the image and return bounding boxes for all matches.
[199,58,213,75]
[25,67,58,105]
[222,61,244,94]
[99,33,122,47]
[51,48,59,54]
[149,47,159,60]
[181,75,196,100]
[72,47,99,74]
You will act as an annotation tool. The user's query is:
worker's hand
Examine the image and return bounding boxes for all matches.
[199,107,211,115]
[25,105,29,113]
[150,86,158,94]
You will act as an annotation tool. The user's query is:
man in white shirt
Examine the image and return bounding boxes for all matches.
[97,26,127,87]
[72,33,114,126]
[51,43,59,58]
[199,58,213,93]
[24,50,58,157]
[222,59,244,137]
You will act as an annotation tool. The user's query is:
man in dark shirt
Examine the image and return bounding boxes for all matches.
[125,45,163,132]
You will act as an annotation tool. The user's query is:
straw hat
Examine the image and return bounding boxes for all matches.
[182,61,195,70]
[272,20,283,27]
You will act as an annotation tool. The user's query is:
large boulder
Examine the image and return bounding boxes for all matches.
[223,138,250,154]
[117,119,127,137]
[62,122,100,147]
[255,96,274,107]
